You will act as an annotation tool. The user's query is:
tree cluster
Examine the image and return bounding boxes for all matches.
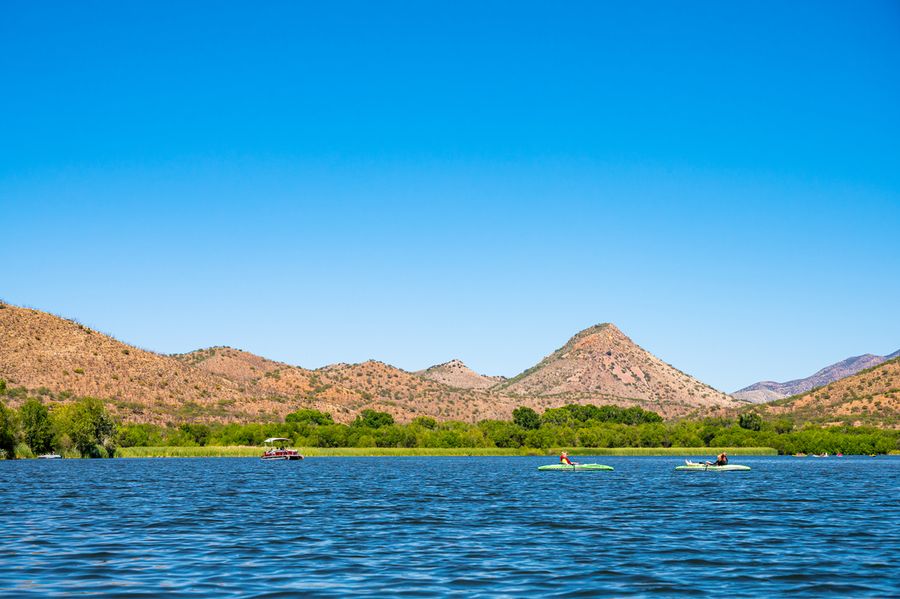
[0,395,117,458]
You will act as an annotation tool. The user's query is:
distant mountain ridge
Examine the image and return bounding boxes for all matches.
[757,356,900,426]
[734,350,900,403]
[0,302,743,424]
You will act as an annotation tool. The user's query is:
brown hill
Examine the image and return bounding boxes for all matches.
[1,303,741,424]
[494,324,737,413]
[757,357,900,426]
[0,304,513,424]
[416,359,505,390]
[0,304,258,424]
[173,347,365,420]
[314,360,513,422]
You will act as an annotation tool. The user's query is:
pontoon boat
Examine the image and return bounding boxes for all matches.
[261,437,303,461]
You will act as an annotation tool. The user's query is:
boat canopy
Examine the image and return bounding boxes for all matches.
[264,437,291,443]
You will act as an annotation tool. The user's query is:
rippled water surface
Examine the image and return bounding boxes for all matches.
[1,456,898,597]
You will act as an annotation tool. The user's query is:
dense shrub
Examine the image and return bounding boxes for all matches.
[0,401,17,459]
[19,398,55,454]
[54,397,117,457]
[352,409,395,428]
[512,406,540,430]
[739,412,763,431]
[285,409,334,426]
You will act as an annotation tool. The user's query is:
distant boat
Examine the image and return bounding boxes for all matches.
[261,437,303,461]
[37,453,62,459]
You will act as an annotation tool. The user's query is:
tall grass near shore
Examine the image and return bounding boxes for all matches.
[116,446,778,458]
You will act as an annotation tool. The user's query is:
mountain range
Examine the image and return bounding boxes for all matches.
[734,350,900,403]
[755,355,900,426]
[0,302,739,424]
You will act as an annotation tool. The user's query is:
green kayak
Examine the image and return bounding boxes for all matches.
[675,462,751,472]
[538,463,614,471]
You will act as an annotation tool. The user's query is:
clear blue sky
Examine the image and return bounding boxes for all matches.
[2,1,899,392]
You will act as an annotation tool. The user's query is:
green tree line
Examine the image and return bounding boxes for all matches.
[116,404,898,456]
[1,390,897,458]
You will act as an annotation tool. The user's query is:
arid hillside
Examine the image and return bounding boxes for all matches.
[173,347,365,421]
[0,304,255,423]
[757,357,900,426]
[1,303,744,424]
[416,359,505,390]
[0,304,513,423]
[733,351,899,403]
[494,324,736,413]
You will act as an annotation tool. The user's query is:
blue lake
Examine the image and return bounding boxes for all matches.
[1,455,898,597]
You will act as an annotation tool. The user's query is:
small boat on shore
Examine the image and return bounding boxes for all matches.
[261,438,303,461]
[37,453,62,459]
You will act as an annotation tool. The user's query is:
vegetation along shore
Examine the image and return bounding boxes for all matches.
[117,446,779,458]
[1,391,896,459]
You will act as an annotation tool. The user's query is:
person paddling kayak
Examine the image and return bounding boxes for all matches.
[704,452,728,467]
[560,451,579,466]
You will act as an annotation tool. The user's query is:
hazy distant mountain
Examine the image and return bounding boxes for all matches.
[734,351,900,403]
[1,302,741,424]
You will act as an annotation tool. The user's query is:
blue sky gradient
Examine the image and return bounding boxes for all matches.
[2,1,899,391]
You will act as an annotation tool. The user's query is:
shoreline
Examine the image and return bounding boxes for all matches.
[112,446,780,458]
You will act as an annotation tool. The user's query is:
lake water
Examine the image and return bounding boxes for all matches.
[1,456,898,597]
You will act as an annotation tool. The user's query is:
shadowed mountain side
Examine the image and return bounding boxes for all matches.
[734,351,899,403]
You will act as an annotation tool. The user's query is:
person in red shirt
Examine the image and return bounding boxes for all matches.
[560,451,579,465]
